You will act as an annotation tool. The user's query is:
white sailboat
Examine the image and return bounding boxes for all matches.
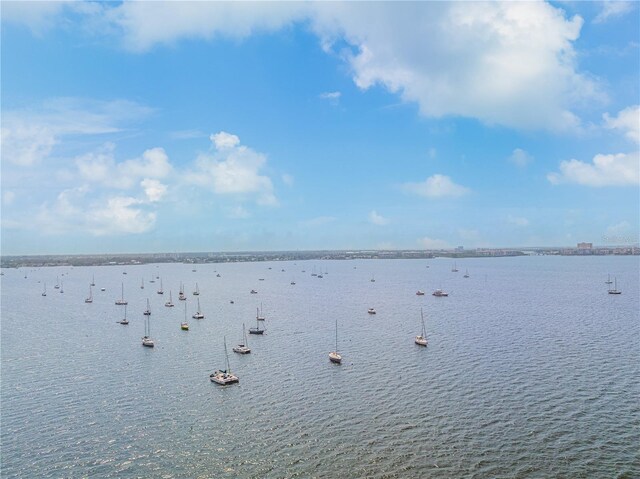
[157,278,164,295]
[415,308,428,346]
[463,269,470,278]
[257,303,265,321]
[249,314,264,335]
[608,277,622,295]
[85,284,93,303]
[193,282,200,296]
[144,298,151,316]
[452,262,459,272]
[210,337,239,385]
[90,275,95,287]
[192,298,204,319]
[165,290,174,307]
[233,323,251,354]
[54,276,60,289]
[119,304,129,325]
[605,274,613,285]
[42,282,47,296]
[115,283,127,305]
[329,319,342,364]
[142,311,154,347]
[140,278,144,289]
[178,282,186,301]
[181,303,189,330]
[368,308,376,315]
[59,280,64,293]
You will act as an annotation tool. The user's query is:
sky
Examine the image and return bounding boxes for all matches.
[1,1,639,255]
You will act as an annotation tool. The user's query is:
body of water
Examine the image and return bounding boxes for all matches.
[1,256,639,477]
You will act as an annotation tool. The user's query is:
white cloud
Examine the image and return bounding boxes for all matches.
[593,1,635,24]
[141,179,167,202]
[507,215,530,227]
[320,91,341,100]
[0,1,71,34]
[186,132,277,206]
[547,151,639,186]
[603,105,640,144]
[605,221,631,236]
[402,174,470,198]
[417,236,450,249]
[88,196,156,236]
[368,210,389,226]
[1,98,153,166]
[282,173,294,187]
[508,148,533,168]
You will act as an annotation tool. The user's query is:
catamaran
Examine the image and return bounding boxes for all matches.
[115,283,127,305]
[210,337,239,385]
[233,324,251,354]
[192,298,204,319]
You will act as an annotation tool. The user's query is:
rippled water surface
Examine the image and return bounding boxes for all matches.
[2,256,639,478]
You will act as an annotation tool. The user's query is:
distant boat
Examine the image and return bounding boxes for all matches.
[85,284,93,303]
[329,319,342,364]
[193,283,200,296]
[115,283,127,305]
[463,269,469,278]
[142,311,154,347]
[608,277,622,295]
[165,290,174,307]
[54,276,60,289]
[605,274,613,285]
[192,298,204,319]
[101,287,106,292]
[257,303,265,321]
[119,304,129,325]
[317,272,323,278]
[432,288,449,297]
[452,263,459,272]
[178,282,186,301]
[157,278,164,295]
[59,281,64,294]
[216,273,221,278]
[90,275,95,287]
[367,308,376,315]
[248,314,264,335]
[181,303,189,330]
[140,278,144,289]
[144,298,151,316]
[42,282,47,296]
[416,290,425,296]
[370,275,375,282]
[210,337,239,385]
[290,279,296,285]
[311,266,317,277]
[233,323,251,354]
[250,289,258,294]
[415,308,428,346]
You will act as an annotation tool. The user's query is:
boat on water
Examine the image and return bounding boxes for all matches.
[42,282,47,296]
[329,319,342,364]
[192,298,204,319]
[432,288,449,297]
[368,308,376,315]
[157,278,164,295]
[416,290,425,296]
[165,290,175,307]
[608,277,622,295]
[291,279,296,285]
[90,275,95,287]
[85,284,93,303]
[216,273,221,278]
[101,287,106,292]
[250,289,258,294]
[370,275,375,282]
[193,283,200,296]
[142,312,154,347]
[257,303,265,321]
[210,337,239,385]
[248,315,264,335]
[463,269,470,278]
[181,303,189,330]
[452,263,459,272]
[233,323,251,354]
[605,274,613,285]
[415,308,427,346]
[140,278,144,289]
[54,276,60,289]
[59,281,64,293]
[115,283,127,305]
[178,282,186,301]
[144,298,151,316]
[119,304,129,325]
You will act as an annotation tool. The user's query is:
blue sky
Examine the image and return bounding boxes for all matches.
[1,1,638,255]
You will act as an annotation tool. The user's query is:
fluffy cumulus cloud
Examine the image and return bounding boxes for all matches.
[547,151,639,186]
[7,3,601,131]
[593,1,635,24]
[368,210,389,226]
[603,105,640,144]
[402,174,469,198]
[508,148,534,168]
[186,132,277,206]
[88,196,156,235]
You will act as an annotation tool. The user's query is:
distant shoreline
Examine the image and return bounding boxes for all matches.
[1,246,638,268]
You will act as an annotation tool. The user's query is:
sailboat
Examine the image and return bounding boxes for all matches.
[59,280,64,293]
[144,298,151,316]
[416,290,425,295]
[140,278,144,289]
[54,276,60,289]
[90,275,95,287]
[178,282,186,301]
[165,290,174,307]
[608,277,622,295]
[463,269,470,278]
[329,319,342,364]
[192,298,204,319]
[119,304,129,325]
[311,266,317,277]
[85,284,93,303]
[42,282,47,296]
[290,278,296,285]
[157,278,164,295]
[210,337,239,385]
[248,314,265,335]
[452,263,459,272]
[181,303,189,330]
[432,288,449,297]
[115,283,127,305]
[605,274,613,285]
[415,308,428,346]
[193,283,200,296]
[233,323,251,354]
[257,303,265,321]
[367,308,376,314]
[370,275,375,282]
[142,311,154,347]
